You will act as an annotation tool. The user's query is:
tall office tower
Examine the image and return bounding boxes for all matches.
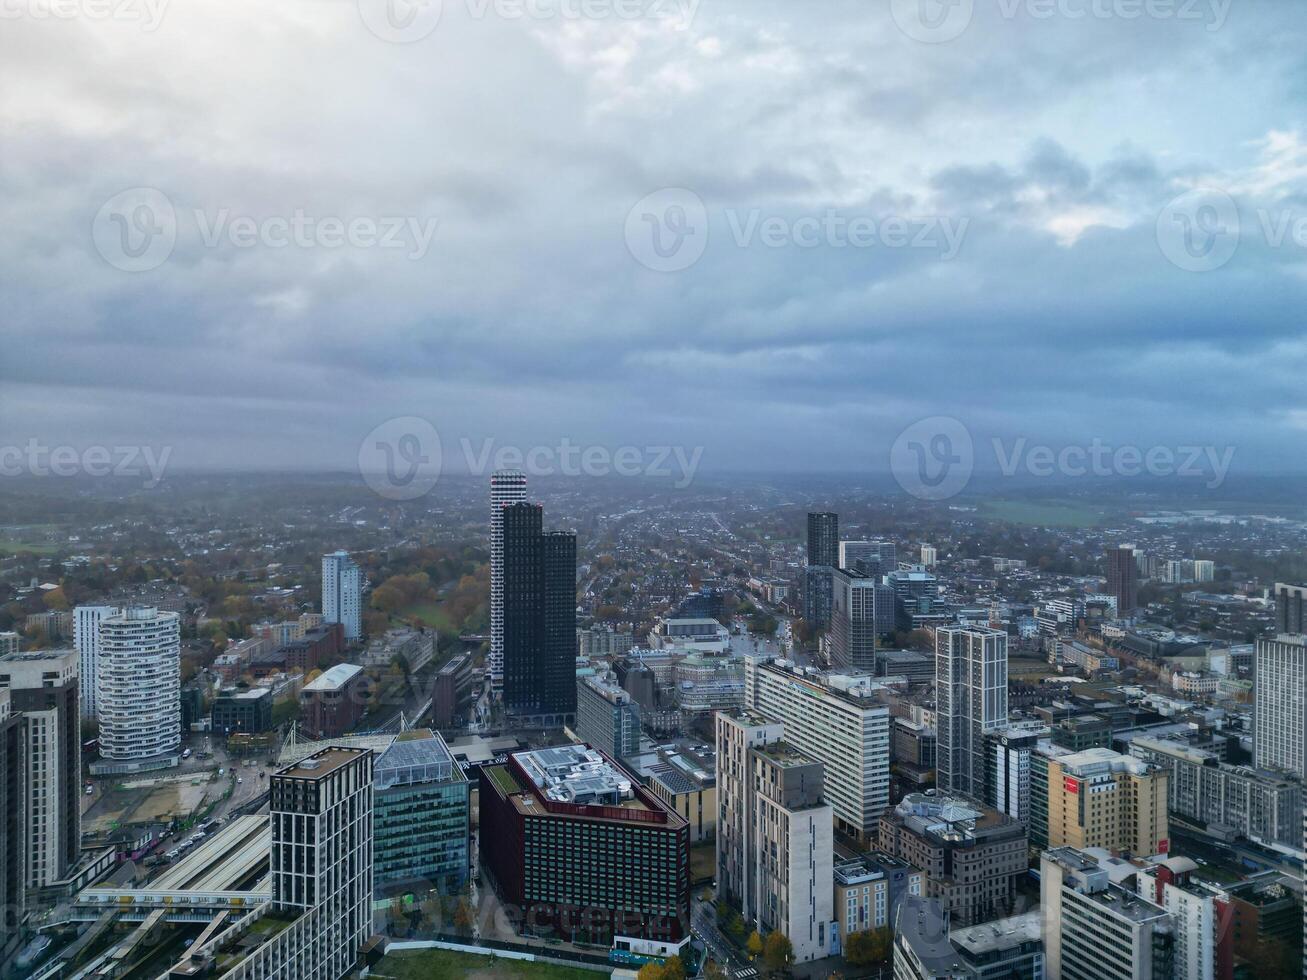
[1045,748,1170,856]
[73,604,119,719]
[96,607,181,772]
[1105,543,1139,616]
[936,625,1008,801]
[1253,634,1307,780]
[744,657,890,840]
[269,747,373,979]
[1042,848,1175,980]
[321,550,362,642]
[838,539,897,577]
[0,651,80,890]
[829,568,880,672]
[806,512,839,567]
[1276,581,1307,634]
[0,690,22,966]
[575,671,642,759]
[716,711,833,963]
[488,469,527,700]
[502,502,576,725]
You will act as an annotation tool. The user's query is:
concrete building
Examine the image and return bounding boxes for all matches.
[73,604,118,719]
[1106,544,1140,617]
[1253,629,1306,781]
[833,853,922,945]
[300,664,369,739]
[479,744,690,947]
[489,469,528,700]
[0,632,18,657]
[829,568,883,673]
[432,653,474,728]
[0,650,80,891]
[715,711,834,963]
[321,551,362,642]
[643,742,717,844]
[1045,747,1170,857]
[575,670,641,759]
[95,606,181,772]
[1042,847,1175,980]
[840,539,897,576]
[373,729,469,895]
[893,897,1042,980]
[1135,858,1229,980]
[879,793,1027,927]
[983,722,1049,824]
[936,626,1009,802]
[744,657,890,840]
[1129,734,1302,850]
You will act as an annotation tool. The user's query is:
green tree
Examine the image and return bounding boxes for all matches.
[844,927,892,966]
[762,932,794,976]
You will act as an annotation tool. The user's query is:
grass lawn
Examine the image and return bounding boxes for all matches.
[978,499,1108,528]
[0,538,59,556]
[378,948,603,980]
[405,603,456,632]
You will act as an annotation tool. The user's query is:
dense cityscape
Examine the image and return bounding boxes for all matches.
[0,468,1301,979]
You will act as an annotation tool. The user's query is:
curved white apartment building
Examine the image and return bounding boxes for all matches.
[96,607,181,772]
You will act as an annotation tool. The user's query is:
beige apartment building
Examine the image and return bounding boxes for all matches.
[1046,747,1170,857]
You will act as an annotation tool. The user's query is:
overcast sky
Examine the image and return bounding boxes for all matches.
[3,0,1306,481]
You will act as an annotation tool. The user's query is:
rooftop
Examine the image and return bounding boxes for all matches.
[951,910,1042,958]
[515,745,639,806]
[277,746,367,780]
[375,729,464,790]
[302,663,364,692]
[752,741,815,769]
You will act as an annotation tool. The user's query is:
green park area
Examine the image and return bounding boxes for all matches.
[378,948,603,980]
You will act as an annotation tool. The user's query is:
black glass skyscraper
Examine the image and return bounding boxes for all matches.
[502,503,577,724]
[806,512,839,568]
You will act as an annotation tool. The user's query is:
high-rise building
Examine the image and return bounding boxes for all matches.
[480,744,690,949]
[1105,544,1140,616]
[983,722,1049,824]
[73,604,118,720]
[0,690,23,967]
[502,502,576,725]
[1045,748,1170,857]
[1275,581,1307,634]
[936,626,1009,802]
[878,793,1027,927]
[321,551,362,642]
[744,657,890,840]
[829,568,881,673]
[1253,632,1306,781]
[1041,847,1174,980]
[807,512,839,567]
[839,539,897,577]
[269,746,373,978]
[575,671,641,759]
[0,650,80,891]
[95,607,181,772]
[716,711,834,963]
[920,544,937,568]
[489,469,528,700]
[804,512,839,629]
[373,729,469,895]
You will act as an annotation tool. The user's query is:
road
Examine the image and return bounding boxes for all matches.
[690,898,753,979]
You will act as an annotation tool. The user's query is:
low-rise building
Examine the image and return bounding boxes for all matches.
[211,688,273,736]
[299,663,369,739]
[834,852,922,944]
